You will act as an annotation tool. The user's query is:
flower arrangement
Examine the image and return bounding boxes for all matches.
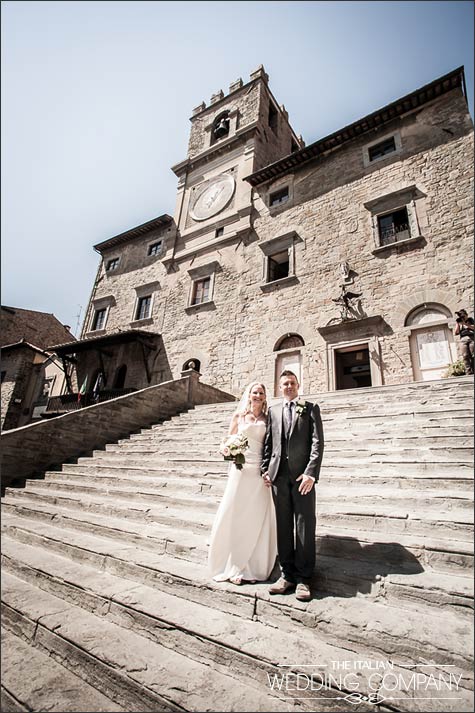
[220,432,249,470]
[295,400,307,416]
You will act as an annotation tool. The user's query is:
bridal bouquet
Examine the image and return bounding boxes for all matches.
[220,433,249,470]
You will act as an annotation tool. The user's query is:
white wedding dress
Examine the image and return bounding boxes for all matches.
[208,420,277,582]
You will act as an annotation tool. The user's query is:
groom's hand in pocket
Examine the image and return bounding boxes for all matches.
[296,474,315,495]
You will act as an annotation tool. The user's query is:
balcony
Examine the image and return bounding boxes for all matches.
[42,389,136,417]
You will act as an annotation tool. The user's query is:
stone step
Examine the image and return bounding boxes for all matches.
[313,554,473,615]
[2,521,473,622]
[18,477,474,514]
[122,429,474,448]
[1,539,473,709]
[61,461,227,476]
[2,499,473,574]
[151,412,475,434]
[39,467,475,494]
[99,442,474,461]
[0,628,125,712]
[1,572,312,713]
[3,487,473,542]
[76,452,472,476]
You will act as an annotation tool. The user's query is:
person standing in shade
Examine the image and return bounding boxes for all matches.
[454,309,474,375]
[261,370,324,602]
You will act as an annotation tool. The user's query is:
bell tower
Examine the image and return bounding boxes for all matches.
[163,65,303,271]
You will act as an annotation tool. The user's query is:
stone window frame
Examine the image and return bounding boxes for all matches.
[267,176,294,215]
[130,281,160,327]
[363,131,402,168]
[147,239,164,258]
[258,231,302,292]
[88,295,115,335]
[185,261,220,313]
[364,185,424,255]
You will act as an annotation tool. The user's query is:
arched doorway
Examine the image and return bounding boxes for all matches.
[406,304,456,381]
[273,334,304,396]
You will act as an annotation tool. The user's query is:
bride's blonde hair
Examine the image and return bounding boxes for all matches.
[238,382,268,417]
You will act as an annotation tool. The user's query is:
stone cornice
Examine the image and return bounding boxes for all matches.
[245,66,467,187]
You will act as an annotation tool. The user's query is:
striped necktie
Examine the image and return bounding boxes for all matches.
[285,401,294,437]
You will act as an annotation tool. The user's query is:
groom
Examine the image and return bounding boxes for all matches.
[261,370,324,601]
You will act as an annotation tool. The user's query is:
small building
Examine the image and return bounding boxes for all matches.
[75,65,473,397]
[0,306,76,430]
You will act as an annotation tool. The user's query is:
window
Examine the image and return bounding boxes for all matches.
[268,251,290,282]
[148,241,163,257]
[186,261,219,311]
[258,230,302,291]
[135,295,152,321]
[368,136,396,162]
[268,102,278,132]
[215,227,224,238]
[377,207,410,246]
[269,187,289,207]
[92,308,107,331]
[106,257,119,272]
[191,278,211,305]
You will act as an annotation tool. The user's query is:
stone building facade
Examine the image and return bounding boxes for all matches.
[1,306,76,429]
[71,65,473,398]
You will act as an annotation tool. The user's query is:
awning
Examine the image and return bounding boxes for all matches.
[48,330,161,355]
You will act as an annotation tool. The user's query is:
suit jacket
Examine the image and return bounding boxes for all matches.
[261,400,324,482]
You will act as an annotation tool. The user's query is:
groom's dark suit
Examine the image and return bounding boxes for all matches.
[261,400,324,584]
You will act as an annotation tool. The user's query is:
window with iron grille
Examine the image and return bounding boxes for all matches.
[106,257,120,272]
[368,136,396,162]
[92,308,107,331]
[136,295,152,321]
[191,278,211,306]
[377,207,410,246]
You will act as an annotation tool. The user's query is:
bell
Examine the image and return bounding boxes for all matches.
[214,118,229,138]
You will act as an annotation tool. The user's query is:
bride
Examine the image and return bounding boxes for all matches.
[208,382,277,585]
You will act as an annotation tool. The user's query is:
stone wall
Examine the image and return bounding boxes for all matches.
[0,373,235,488]
[1,348,35,431]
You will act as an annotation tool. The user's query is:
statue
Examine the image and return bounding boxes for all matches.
[332,284,362,321]
[339,261,351,282]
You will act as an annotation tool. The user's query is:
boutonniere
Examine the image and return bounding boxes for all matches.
[295,400,307,416]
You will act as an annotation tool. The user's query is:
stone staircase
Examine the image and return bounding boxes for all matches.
[1,377,473,712]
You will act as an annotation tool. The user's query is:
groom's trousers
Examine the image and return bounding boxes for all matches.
[271,460,316,584]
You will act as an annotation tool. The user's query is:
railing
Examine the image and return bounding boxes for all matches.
[44,389,136,415]
[380,224,410,246]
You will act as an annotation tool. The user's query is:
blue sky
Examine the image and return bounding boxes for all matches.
[2,0,473,336]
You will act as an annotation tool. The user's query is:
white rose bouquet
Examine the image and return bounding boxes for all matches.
[219,432,249,470]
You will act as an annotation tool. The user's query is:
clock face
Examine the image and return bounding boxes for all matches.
[190,174,235,221]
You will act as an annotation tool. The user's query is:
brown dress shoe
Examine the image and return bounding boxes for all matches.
[295,583,312,601]
[269,577,295,595]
